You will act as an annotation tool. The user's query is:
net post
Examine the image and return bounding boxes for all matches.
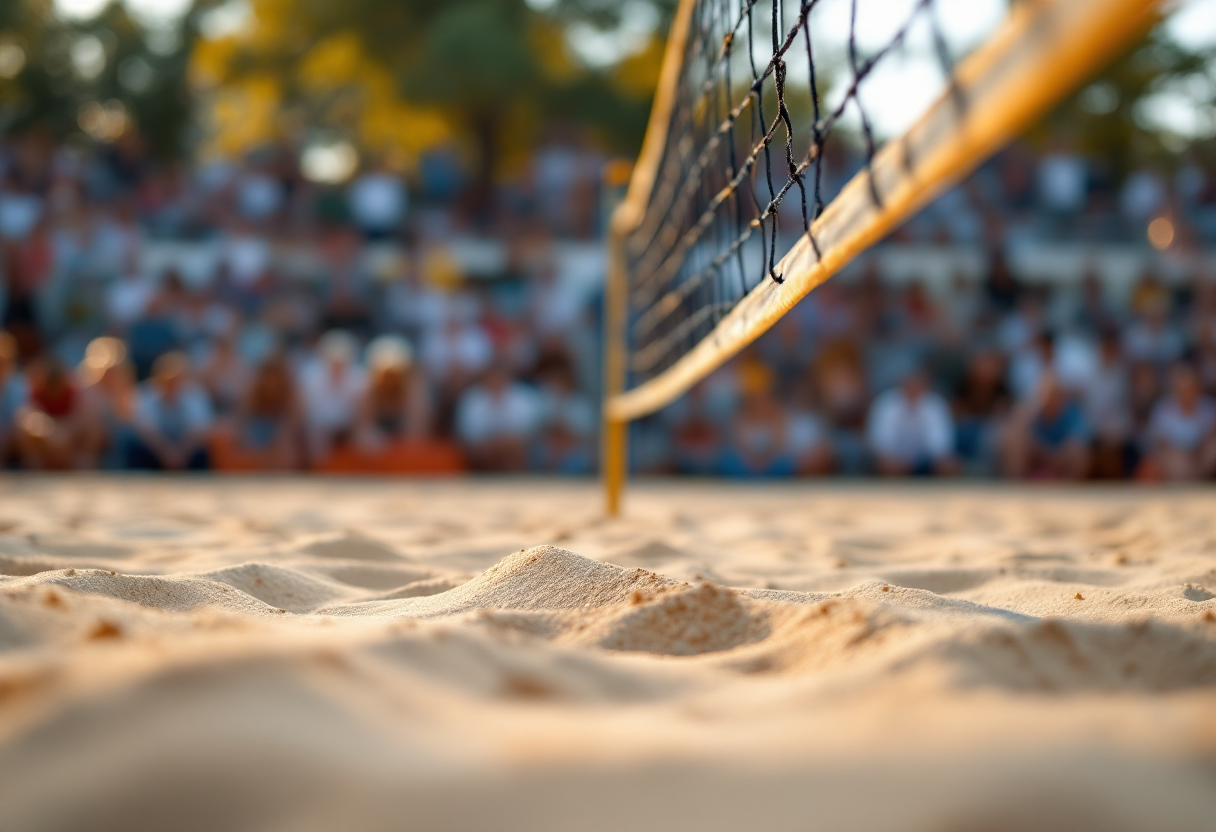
[600,0,696,515]
[602,221,630,517]
[603,416,626,517]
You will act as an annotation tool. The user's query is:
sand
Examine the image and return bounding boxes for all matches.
[0,477,1214,831]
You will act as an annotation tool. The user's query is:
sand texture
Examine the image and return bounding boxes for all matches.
[0,478,1214,831]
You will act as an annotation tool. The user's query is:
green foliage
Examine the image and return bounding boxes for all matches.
[0,0,198,158]
[1039,24,1216,174]
[402,0,540,110]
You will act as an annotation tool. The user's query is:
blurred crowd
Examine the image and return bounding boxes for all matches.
[1,129,1215,480]
[882,141,1216,249]
[0,131,605,474]
[638,258,1216,481]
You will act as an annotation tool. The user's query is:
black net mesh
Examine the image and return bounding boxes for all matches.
[624,0,966,384]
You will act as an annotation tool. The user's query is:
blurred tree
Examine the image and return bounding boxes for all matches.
[7,0,1206,200]
[191,0,675,215]
[1034,18,1216,177]
[0,0,197,159]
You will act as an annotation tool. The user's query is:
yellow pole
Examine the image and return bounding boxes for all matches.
[602,417,625,517]
[600,0,696,516]
[602,223,629,517]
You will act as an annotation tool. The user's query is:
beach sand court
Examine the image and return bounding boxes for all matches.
[0,477,1214,831]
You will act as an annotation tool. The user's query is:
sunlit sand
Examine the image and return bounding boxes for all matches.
[1,477,1214,831]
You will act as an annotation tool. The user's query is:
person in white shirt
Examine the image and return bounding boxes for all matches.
[1083,330,1134,478]
[1145,364,1216,481]
[235,169,283,221]
[131,352,214,470]
[1123,302,1184,367]
[347,164,407,240]
[299,330,368,463]
[106,265,156,328]
[1008,330,1053,402]
[455,365,540,471]
[1037,149,1087,215]
[223,225,273,291]
[867,370,957,476]
[421,316,493,401]
[533,360,595,473]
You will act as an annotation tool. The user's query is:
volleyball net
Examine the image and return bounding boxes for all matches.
[602,0,1163,514]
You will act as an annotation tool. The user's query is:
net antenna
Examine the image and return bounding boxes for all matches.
[602,0,1163,515]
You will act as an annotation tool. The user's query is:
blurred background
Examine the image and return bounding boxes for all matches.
[0,0,1215,480]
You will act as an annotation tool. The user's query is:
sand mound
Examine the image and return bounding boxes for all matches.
[317,545,682,618]
[5,569,276,616]
[579,582,770,656]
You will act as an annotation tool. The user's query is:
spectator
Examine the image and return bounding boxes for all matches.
[787,405,833,476]
[348,162,407,240]
[942,272,983,339]
[814,347,869,474]
[79,337,139,470]
[0,331,28,465]
[1072,271,1117,336]
[354,335,431,450]
[998,290,1046,356]
[867,369,957,476]
[455,364,539,471]
[14,356,91,469]
[671,393,722,476]
[1129,272,1170,317]
[1054,326,1098,392]
[299,329,367,463]
[234,160,283,222]
[130,352,214,471]
[422,315,493,393]
[982,250,1023,315]
[1123,297,1184,367]
[528,260,584,338]
[1195,325,1216,397]
[1127,361,1163,444]
[1083,330,1135,479]
[1141,364,1216,481]
[221,223,274,300]
[1008,330,1054,401]
[224,353,303,471]
[533,359,595,473]
[1,220,53,356]
[1037,145,1087,217]
[1001,372,1090,479]
[721,387,797,477]
[196,334,252,417]
[952,348,1011,473]
[106,261,156,328]
[127,285,182,379]
[0,170,44,242]
[1120,169,1166,223]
